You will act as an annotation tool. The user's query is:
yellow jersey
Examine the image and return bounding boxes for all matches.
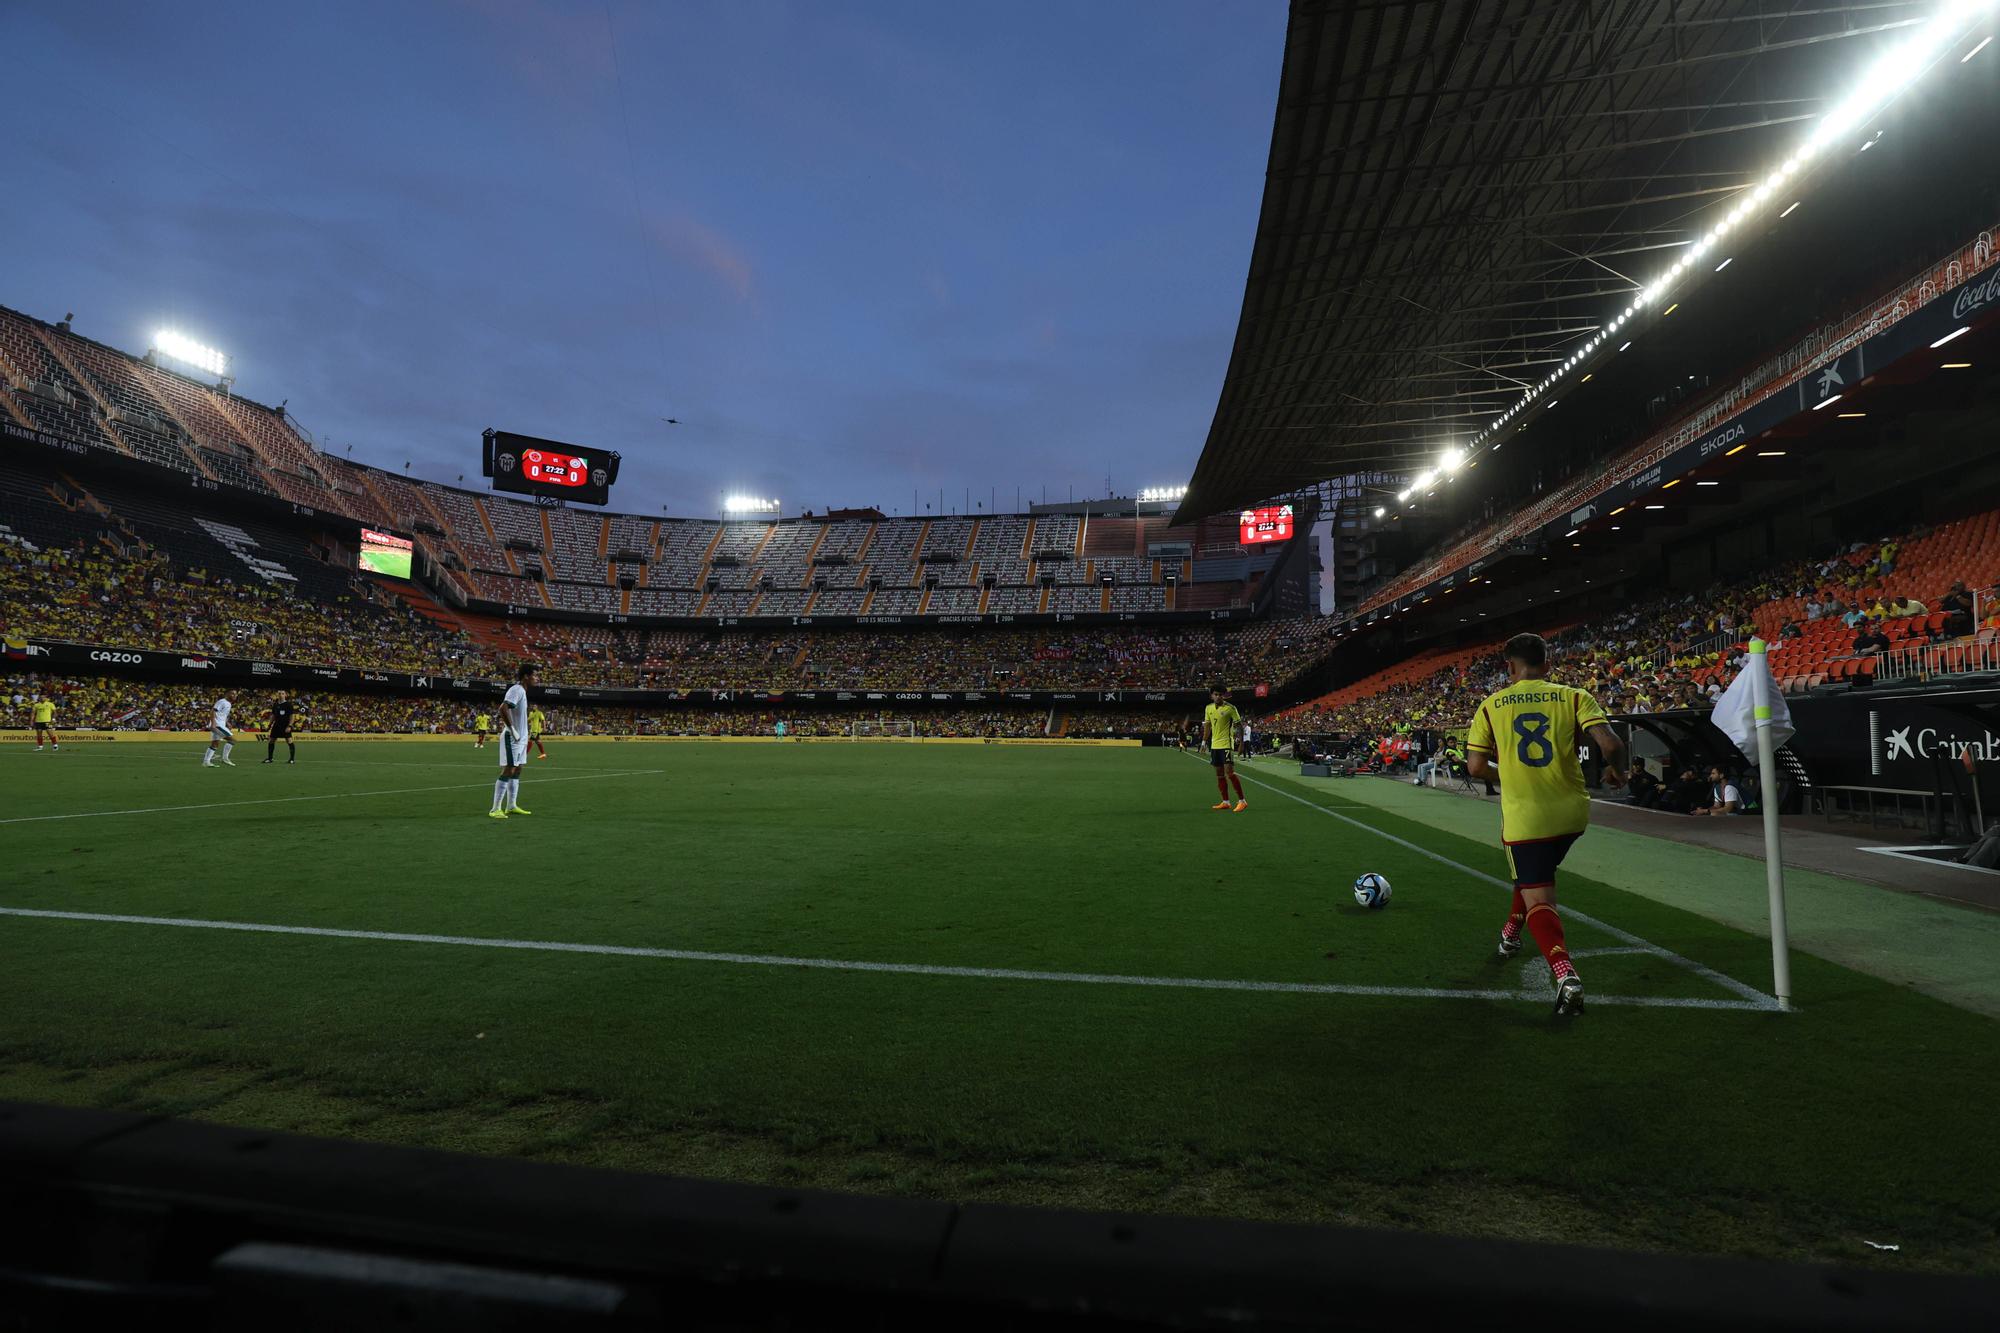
[33,699,55,724]
[1203,702,1242,753]
[528,709,546,737]
[475,714,492,731]
[1464,679,1607,843]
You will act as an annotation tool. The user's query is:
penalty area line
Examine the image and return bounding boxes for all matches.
[0,908,1771,1012]
[1220,762,1784,1012]
[0,769,666,825]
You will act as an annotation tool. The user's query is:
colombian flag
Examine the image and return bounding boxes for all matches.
[2,637,26,662]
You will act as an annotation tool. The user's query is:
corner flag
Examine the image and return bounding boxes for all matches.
[1711,645,1793,760]
[1711,639,1793,1010]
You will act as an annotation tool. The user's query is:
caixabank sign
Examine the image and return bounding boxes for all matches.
[1725,690,2000,799]
[1868,709,2000,780]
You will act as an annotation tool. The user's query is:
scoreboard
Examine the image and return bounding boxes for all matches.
[483,429,620,506]
[1238,504,1294,545]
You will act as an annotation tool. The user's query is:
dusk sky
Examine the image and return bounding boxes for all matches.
[7,0,1284,519]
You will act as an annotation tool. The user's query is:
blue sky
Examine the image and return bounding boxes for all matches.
[6,0,1283,518]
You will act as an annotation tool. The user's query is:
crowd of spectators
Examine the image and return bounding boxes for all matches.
[1273,528,1998,739]
[5,675,461,734]
[4,527,1335,694]
[0,535,502,675]
[513,626,1255,693]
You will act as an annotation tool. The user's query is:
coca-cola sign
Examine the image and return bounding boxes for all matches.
[1951,269,2000,321]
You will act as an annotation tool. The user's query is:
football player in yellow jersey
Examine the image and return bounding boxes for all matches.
[473,712,492,748]
[1199,684,1248,812]
[1465,633,1627,1017]
[31,694,60,751]
[528,706,549,760]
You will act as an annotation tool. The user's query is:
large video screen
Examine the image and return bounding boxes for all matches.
[1239,504,1294,545]
[359,527,414,580]
[483,429,619,506]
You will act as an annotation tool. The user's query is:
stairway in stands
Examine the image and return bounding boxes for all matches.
[378,580,532,661]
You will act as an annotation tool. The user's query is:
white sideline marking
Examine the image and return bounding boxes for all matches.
[1222,762,1784,1011]
[0,908,1771,1011]
[0,770,665,825]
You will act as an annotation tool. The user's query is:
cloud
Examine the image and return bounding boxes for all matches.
[650,213,756,304]
[450,0,617,100]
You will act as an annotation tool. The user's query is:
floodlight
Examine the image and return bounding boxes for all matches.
[153,329,228,377]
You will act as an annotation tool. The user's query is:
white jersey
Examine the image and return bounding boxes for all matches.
[212,698,233,733]
[499,683,529,762]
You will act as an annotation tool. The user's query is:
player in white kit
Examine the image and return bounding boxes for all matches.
[488,664,537,819]
[202,695,236,767]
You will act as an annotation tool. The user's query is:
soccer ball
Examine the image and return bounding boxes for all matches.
[1352,873,1393,909]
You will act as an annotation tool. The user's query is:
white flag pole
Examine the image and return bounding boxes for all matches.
[1746,639,1793,1010]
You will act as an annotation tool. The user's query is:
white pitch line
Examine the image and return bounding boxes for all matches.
[0,907,1772,1011]
[0,770,665,825]
[1221,762,1784,1011]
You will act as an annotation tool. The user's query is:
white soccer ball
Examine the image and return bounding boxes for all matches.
[1352,873,1393,910]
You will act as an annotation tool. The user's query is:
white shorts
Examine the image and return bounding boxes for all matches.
[498,732,526,766]
[211,725,233,742]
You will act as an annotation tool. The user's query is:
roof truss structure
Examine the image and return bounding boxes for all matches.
[1179,0,1936,520]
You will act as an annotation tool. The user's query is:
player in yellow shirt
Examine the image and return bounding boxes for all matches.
[31,694,60,751]
[473,712,492,748]
[1199,684,1247,812]
[1466,634,1627,1016]
[528,706,549,760]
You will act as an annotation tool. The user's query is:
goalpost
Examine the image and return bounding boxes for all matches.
[851,717,919,741]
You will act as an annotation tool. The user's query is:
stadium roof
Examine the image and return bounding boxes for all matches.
[1179,0,1979,521]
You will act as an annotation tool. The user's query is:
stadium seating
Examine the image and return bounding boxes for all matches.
[0,307,1299,712]
[1279,508,2000,736]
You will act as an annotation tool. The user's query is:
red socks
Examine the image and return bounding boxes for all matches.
[1526,903,1575,981]
[1229,773,1244,799]
[1216,772,1230,798]
[1501,889,1525,942]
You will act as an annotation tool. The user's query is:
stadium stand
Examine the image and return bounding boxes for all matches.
[1274,513,2000,739]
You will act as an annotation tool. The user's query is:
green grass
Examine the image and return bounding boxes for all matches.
[2,739,1997,1272]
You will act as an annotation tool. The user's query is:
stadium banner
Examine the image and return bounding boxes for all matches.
[0,730,1150,747]
[0,729,484,743]
[1607,688,2000,814]
[10,640,1212,709]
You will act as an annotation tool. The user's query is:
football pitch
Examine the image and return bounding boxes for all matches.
[3,739,1997,1271]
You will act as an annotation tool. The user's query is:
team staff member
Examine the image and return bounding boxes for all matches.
[1199,684,1248,813]
[31,693,59,751]
[1466,634,1626,1017]
[263,691,299,765]
[528,705,549,760]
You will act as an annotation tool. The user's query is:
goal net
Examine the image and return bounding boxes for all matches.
[851,718,919,740]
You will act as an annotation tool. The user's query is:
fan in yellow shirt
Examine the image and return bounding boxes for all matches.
[1465,634,1627,1018]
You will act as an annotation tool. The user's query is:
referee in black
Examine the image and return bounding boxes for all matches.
[263,691,299,765]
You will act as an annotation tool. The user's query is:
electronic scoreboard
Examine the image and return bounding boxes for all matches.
[482,429,620,506]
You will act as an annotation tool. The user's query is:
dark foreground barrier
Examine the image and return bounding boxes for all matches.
[2,1100,1991,1331]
